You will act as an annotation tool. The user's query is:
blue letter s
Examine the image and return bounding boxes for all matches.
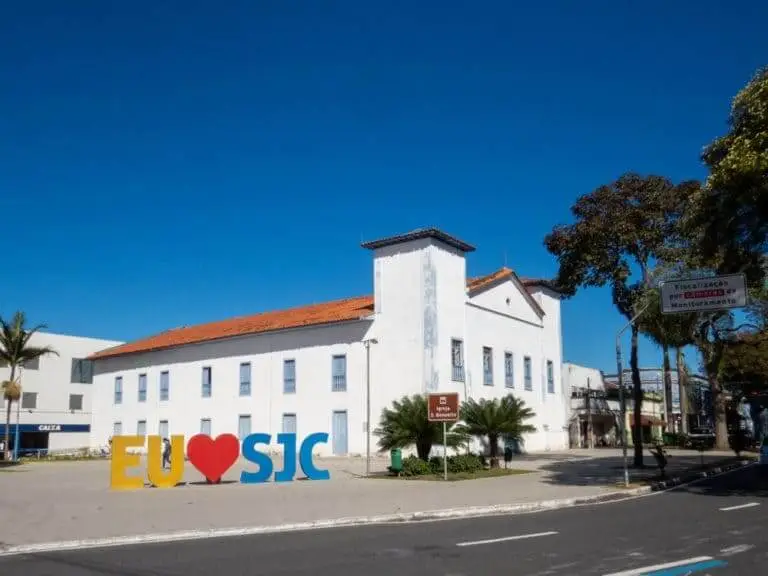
[240,433,273,484]
[299,432,330,480]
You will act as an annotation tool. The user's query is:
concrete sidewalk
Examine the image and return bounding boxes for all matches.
[0,448,738,547]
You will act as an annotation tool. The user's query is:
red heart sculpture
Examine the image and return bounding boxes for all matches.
[187,433,240,483]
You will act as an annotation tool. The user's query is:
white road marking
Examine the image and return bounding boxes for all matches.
[456,531,558,547]
[602,556,713,576]
[719,502,760,511]
[720,544,754,556]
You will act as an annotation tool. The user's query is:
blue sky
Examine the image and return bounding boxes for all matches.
[1,1,766,373]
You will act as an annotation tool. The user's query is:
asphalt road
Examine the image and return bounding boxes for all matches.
[3,464,768,576]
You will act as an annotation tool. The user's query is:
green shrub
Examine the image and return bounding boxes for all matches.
[662,433,688,447]
[448,453,483,473]
[401,455,433,477]
[427,453,483,475]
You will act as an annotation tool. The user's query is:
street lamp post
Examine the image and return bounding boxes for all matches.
[364,338,378,477]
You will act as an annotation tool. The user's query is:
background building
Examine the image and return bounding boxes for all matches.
[563,363,616,448]
[565,363,672,447]
[603,368,712,431]
[89,228,569,456]
[0,331,123,456]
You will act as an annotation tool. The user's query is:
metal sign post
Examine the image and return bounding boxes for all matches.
[443,421,448,481]
[427,393,460,481]
[659,272,748,445]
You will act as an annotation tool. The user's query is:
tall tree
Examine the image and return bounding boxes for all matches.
[686,66,768,284]
[0,312,58,460]
[720,329,768,398]
[545,173,681,467]
[693,312,734,449]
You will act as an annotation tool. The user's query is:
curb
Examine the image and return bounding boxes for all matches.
[648,459,753,491]
[0,489,651,558]
[0,460,754,558]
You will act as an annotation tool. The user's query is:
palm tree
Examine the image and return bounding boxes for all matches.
[374,395,466,461]
[0,311,58,460]
[458,395,536,468]
[638,287,698,434]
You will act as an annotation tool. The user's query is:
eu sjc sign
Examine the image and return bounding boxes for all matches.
[110,432,330,490]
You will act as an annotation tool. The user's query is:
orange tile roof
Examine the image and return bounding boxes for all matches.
[468,267,556,292]
[467,267,559,317]
[89,296,375,360]
[467,267,515,292]
[90,268,558,361]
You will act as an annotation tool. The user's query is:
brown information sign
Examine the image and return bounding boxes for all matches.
[427,392,460,422]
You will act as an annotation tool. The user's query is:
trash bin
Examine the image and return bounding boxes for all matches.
[390,448,402,473]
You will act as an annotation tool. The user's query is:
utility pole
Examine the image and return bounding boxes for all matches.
[586,377,594,449]
[364,338,378,477]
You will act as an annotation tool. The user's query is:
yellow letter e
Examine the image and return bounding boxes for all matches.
[110,435,145,490]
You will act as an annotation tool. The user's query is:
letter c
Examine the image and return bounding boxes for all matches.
[240,433,273,484]
[299,432,330,480]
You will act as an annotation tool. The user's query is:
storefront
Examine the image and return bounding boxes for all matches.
[0,423,90,458]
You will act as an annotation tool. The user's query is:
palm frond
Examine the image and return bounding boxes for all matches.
[460,394,537,450]
[0,311,57,370]
[374,394,464,460]
[19,346,59,361]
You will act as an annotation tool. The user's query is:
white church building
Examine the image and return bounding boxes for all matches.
[88,228,569,456]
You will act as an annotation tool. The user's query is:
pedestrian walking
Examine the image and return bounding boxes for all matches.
[162,437,172,469]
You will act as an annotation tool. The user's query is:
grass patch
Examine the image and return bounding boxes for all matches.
[370,468,533,481]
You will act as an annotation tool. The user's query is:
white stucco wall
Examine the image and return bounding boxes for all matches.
[90,235,569,457]
[465,283,568,452]
[91,321,374,457]
[0,331,123,452]
[562,362,605,392]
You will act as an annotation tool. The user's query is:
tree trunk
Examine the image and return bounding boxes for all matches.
[711,376,729,450]
[488,434,499,468]
[676,348,689,434]
[4,397,11,460]
[662,345,673,431]
[631,326,644,467]
[4,365,16,460]
[416,441,431,461]
[698,328,728,451]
